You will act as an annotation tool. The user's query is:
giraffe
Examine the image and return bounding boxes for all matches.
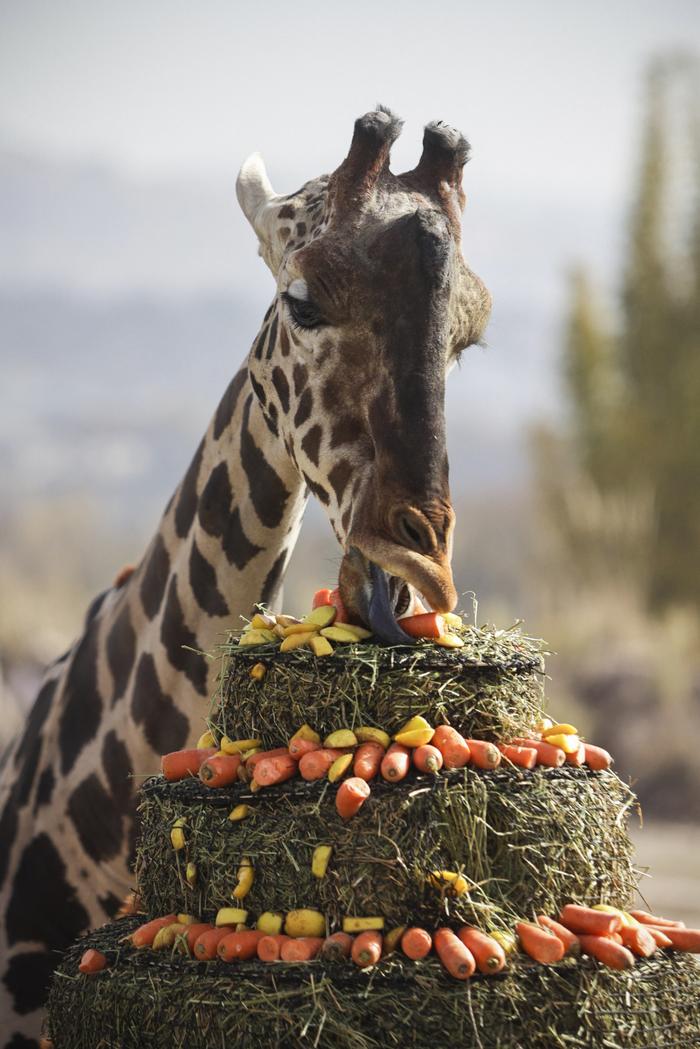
[0,106,491,1046]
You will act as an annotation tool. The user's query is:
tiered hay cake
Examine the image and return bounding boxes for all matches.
[47,626,700,1049]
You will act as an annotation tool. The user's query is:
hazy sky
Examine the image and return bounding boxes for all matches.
[1,0,698,209]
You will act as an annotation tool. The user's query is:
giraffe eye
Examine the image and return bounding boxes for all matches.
[282,292,325,331]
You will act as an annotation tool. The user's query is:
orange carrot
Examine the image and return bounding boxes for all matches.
[193,927,231,960]
[257,934,288,961]
[299,748,344,781]
[536,915,580,955]
[131,915,178,948]
[512,738,566,768]
[253,753,298,786]
[566,740,587,767]
[432,725,471,769]
[182,923,213,954]
[280,936,324,961]
[647,927,674,948]
[559,904,621,936]
[217,930,264,962]
[583,743,613,770]
[516,922,565,964]
[465,739,501,770]
[457,927,506,973]
[161,748,217,782]
[579,934,635,969]
[246,747,290,773]
[288,737,320,759]
[401,927,433,960]
[351,931,383,968]
[434,927,475,980]
[319,932,354,962]
[498,744,537,770]
[413,744,444,774]
[312,589,334,608]
[336,777,371,820]
[380,742,411,782]
[620,924,657,957]
[396,612,445,639]
[629,910,686,929]
[646,927,700,952]
[329,587,349,623]
[79,949,108,974]
[353,742,385,781]
[199,753,242,788]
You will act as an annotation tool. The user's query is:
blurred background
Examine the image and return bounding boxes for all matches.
[1,1,698,909]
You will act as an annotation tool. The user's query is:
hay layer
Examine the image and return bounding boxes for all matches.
[136,766,637,929]
[214,625,546,745]
[49,917,700,1049]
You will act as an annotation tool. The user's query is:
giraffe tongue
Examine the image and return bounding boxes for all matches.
[367,562,415,645]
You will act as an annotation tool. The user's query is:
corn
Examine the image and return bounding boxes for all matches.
[324,729,358,749]
[285,909,326,938]
[328,753,353,782]
[427,870,471,896]
[215,907,248,927]
[342,916,385,933]
[303,605,337,628]
[232,857,254,900]
[355,726,391,749]
[228,804,251,822]
[383,925,407,953]
[257,911,284,935]
[221,736,262,755]
[310,635,334,657]
[185,862,197,888]
[196,729,216,749]
[249,662,266,681]
[170,818,186,851]
[280,631,316,652]
[312,845,333,879]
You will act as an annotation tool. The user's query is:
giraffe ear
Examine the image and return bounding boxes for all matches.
[236,152,277,236]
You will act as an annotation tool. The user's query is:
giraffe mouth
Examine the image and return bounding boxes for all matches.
[366,562,416,645]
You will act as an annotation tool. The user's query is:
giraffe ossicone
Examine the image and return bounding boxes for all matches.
[0,105,490,1046]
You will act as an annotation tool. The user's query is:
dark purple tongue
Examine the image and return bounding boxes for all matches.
[367,562,415,645]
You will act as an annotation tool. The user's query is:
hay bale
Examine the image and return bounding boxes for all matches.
[136,766,637,929]
[214,625,546,746]
[48,917,700,1049]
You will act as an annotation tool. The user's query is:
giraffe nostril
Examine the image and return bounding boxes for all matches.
[394,510,435,555]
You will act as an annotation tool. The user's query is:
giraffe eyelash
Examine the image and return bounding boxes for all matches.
[281,292,326,331]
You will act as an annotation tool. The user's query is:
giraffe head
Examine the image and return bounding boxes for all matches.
[237,106,491,642]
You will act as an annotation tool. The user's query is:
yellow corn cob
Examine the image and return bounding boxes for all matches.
[427,870,471,896]
[312,845,333,878]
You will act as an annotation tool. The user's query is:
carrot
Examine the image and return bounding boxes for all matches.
[401,927,433,960]
[161,748,217,782]
[516,922,565,964]
[413,744,444,774]
[647,927,674,948]
[257,934,288,961]
[620,925,657,957]
[583,743,613,770]
[253,753,298,786]
[184,922,214,954]
[329,587,349,623]
[353,742,385,781]
[579,934,635,969]
[629,909,686,928]
[536,915,580,955]
[351,930,383,968]
[217,929,264,962]
[280,936,324,961]
[199,753,242,788]
[312,589,334,609]
[465,739,501,770]
[432,725,471,769]
[498,744,537,770]
[79,949,108,974]
[457,927,506,973]
[299,748,344,781]
[288,737,321,759]
[336,777,371,820]
[246,747,290,773]
[396,613,445,639]
[566,740,587,767]
[319,931,354,961]
[559,904,621,936]
[131,914,178,948]
[434,927,475,979]
[646,927,700,952]
[380,742,411,781]
[193,927,232,960]
[512,738,566,768]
